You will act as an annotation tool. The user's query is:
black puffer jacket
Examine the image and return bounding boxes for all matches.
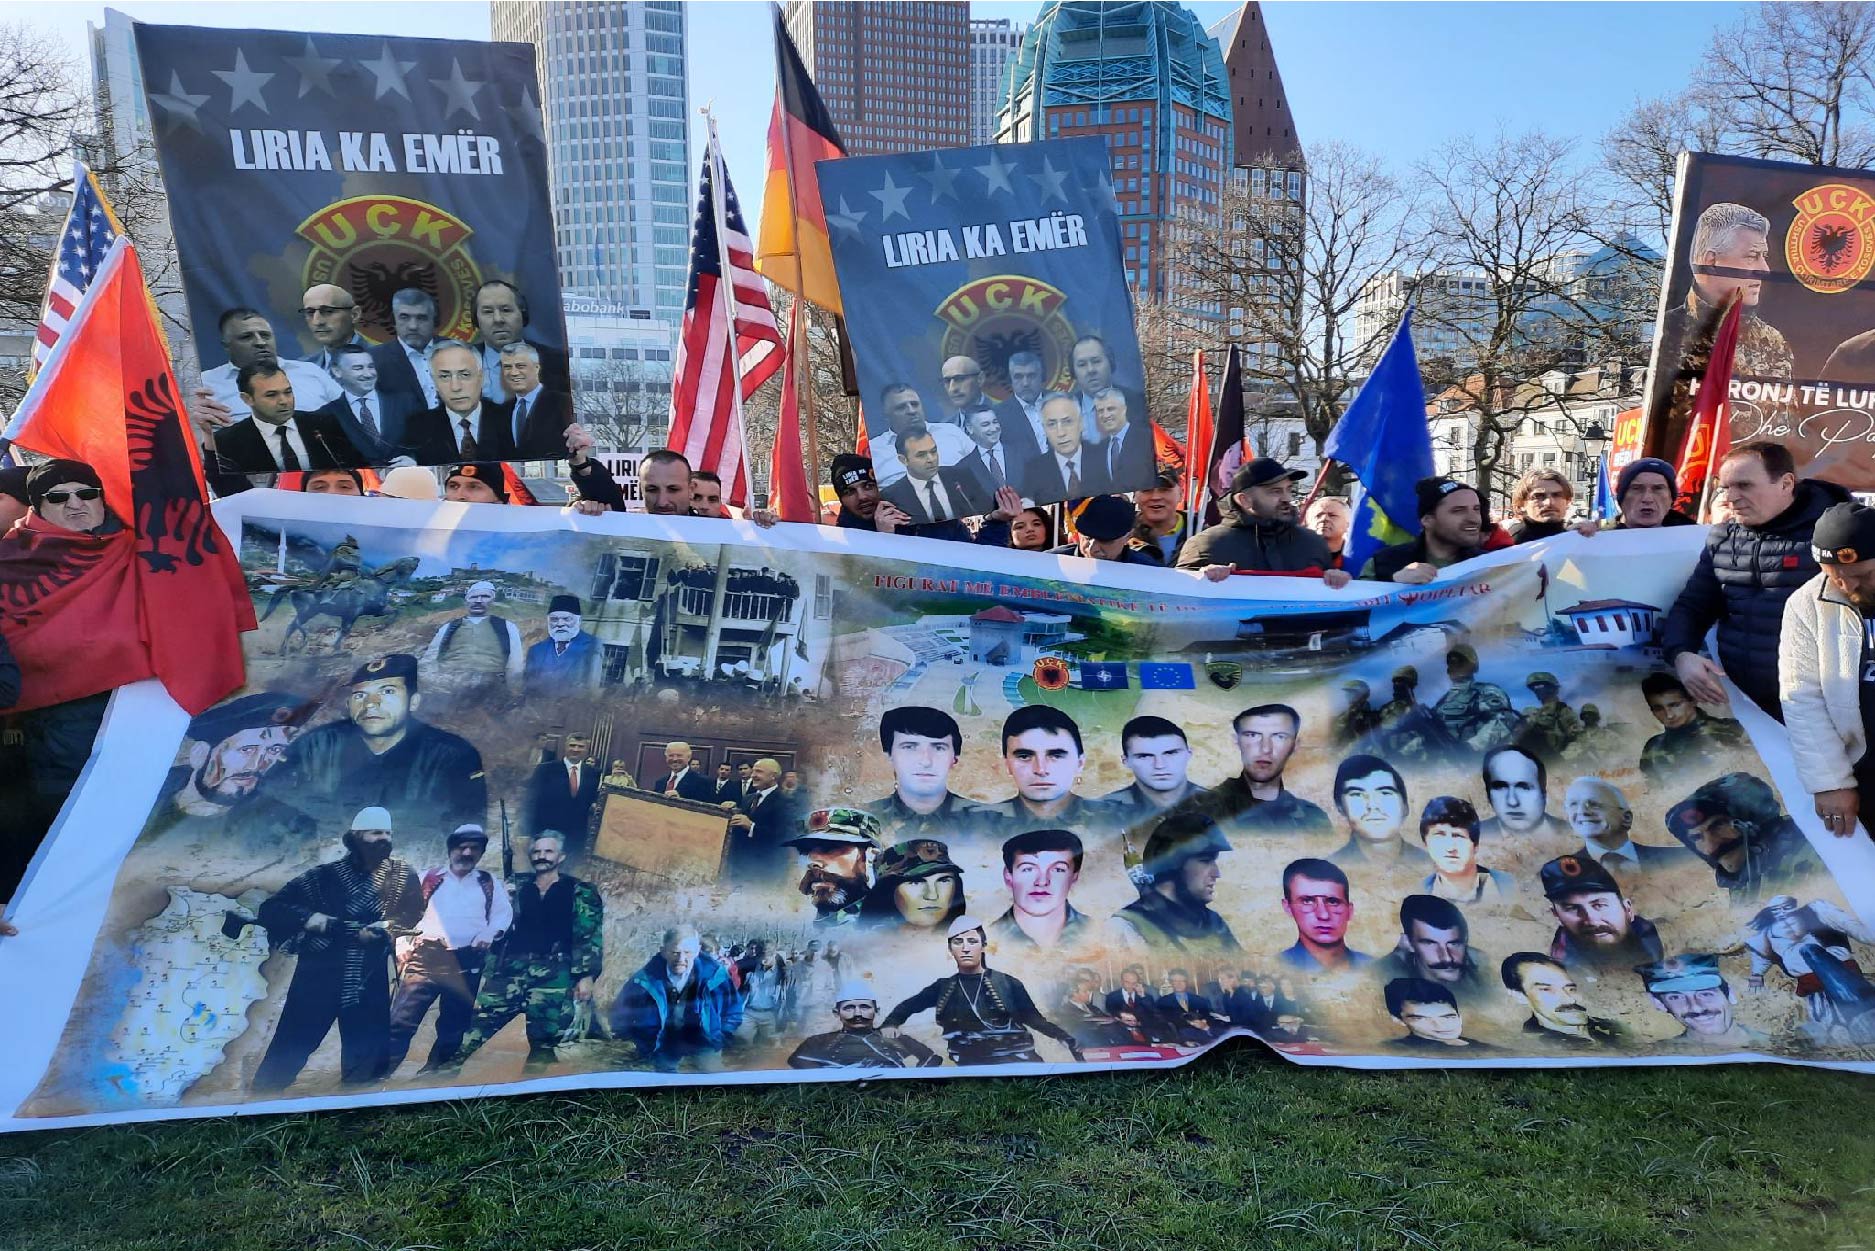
[1659,478,1852,720]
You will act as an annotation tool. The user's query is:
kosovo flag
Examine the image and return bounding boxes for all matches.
[1323,308,1433,575]
[1079,661,1128,690]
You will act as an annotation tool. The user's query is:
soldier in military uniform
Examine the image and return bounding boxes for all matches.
[1637,954,1769,1050]
[1500,952,1627,1050]
[786,980,943,1069]
[865,706,1002,843]
[252,806,425,1091]
[879,916,1084,1065]
[783,807,882,927]
[1638,672,1749,786]
[1515,672,1582,761]
[243,654,486,842]
[1432,645,1521,751]
[305,533,363,594]
[1657,202,1795,455]
[1108,812,1242,955]
[448,832,603,1070]
[1374,665,1458,763]
[1664,772,1826,903]
[1540,854,1663,975]
[1334,680,1382,746]
[1560,703,1626,770]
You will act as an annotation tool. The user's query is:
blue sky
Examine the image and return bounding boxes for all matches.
[7,0,1748,221]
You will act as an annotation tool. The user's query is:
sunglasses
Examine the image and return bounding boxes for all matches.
[42,487,102,505]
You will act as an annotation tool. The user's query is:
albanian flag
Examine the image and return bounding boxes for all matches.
[2,236,253,714]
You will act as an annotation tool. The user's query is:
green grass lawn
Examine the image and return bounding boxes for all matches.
[5,1043,1874,1250]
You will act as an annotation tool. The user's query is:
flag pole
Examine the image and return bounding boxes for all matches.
[702,107,755,505]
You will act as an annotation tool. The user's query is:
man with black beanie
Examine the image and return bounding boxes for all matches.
[1361,477,1485,583]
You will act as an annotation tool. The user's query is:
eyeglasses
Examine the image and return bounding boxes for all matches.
[300,305,351,318]
[42,488,102,504]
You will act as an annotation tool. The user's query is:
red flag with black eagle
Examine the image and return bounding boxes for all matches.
[1,236,253,715]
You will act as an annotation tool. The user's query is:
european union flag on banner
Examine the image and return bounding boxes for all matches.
[1079,661,1128,690]
[1323,308,1433,575]
[1137,663,1196,690]
[1592,453,1615,520]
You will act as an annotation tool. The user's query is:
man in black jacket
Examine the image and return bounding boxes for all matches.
[214,364,367,472]
[1176,457,1346,586]
[1362,477,1486,583]
[1507,468,1573,543]
[526,734,602,859]
[1661,440,1850,720]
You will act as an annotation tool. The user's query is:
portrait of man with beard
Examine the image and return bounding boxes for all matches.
[1539,854,1664,975]
[152,691,317,838]
[1664,772,1825,903]
[782,807,883,927]
[522,594,600,698]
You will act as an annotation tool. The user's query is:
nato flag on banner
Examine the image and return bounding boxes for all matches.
[1137,663,1195,690]
[1323,307,1433,574]
[1079,661,1128,690]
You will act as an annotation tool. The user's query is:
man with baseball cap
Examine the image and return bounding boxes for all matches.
[787,979,943,1069]
[1174,457,1344,584]
[1052,495,1162,565]
[253,806,424,1091]
[784,807,883,926]
[879,915,1084,1065]
[1362,476,1487,583]
[1779,500,1875,839]
[1131,465,1189,564]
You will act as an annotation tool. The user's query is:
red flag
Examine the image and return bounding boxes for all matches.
[854,413,870,457]
[1151,421,1185,473]
[769,304,815,522]
[1183,349,1214,528]
[1676,294,1744,521]
[4,237,252,714]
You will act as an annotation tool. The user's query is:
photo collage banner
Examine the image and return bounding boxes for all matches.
[1,492,1872,1131]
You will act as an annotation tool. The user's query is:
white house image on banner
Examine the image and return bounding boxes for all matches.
[1557,598,1661,649]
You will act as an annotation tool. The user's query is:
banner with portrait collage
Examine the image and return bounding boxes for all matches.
[1645,151,1875,491]
[134,23,569,474]
[2,492,1874,1132]
[816,138,1152,507]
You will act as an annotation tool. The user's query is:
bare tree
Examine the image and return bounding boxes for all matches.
[1414,131,1646,493]
[1160,142,1424,454]
[1605,2,1875,232]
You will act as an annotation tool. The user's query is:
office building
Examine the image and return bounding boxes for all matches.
[491,1,691,324]
[996,1,1233,308]
[782,1,969,156]
[969,18,1025,146]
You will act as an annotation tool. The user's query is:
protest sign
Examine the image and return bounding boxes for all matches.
[134,23,568,472]
[1645,152,1875,489]
[816,139,1151,506]
[2,494,1872,1132]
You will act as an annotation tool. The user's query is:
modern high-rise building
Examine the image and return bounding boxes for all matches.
[491,0,691,325]
[996,1,1233,308]
[1207,2,1301,173]
[782,1,969,156]
[87,7,153,173]
[968,19,1025,146]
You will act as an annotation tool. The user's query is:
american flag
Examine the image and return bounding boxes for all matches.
[32,163,123,377]
[667,133,783,507]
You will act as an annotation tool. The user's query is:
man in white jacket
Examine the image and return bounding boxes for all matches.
[1777,501,1875,839]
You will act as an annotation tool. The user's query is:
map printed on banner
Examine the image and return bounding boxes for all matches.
[133,23,570,473]
[815,139,1153,507]
[1,493,1873,1131]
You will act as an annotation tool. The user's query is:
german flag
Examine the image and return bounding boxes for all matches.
[756,5,847,313]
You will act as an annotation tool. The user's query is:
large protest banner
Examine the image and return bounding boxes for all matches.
[1645,151,1875,489]
[816,139,1152,505]
[2,494,1874,1132]
[134,24,569,472]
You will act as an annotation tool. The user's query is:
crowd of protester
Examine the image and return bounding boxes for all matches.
[4,388,1872,933]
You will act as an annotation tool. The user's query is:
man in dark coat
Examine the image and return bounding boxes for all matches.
[1361,477,1487,583]
[879,917,1084,1065]
[1176,457,1340,582]
[522,594,601,698]
[252,806,425,1091]
[649,740,716,803]
[214,364,368,472]
[1661,440,1850,720]
[787,979,943,1068]
[726,757,796,885]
